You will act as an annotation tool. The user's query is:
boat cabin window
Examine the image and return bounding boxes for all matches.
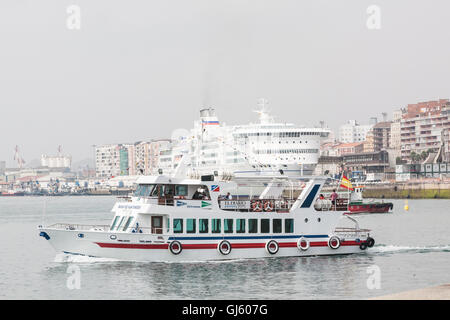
[186,219,196,233]
[236,219,245,233]
[173,219,183,233]
[116,216,126,230]
[224,219,233,233]
[272,219,282,233]
[134,184,156,197]
[122,217,134,231]
[192,185,211,200]
[261,219,270,233]
[211,219,221,233]
[175,185,188,197]
[110,216,120,231]
[285,219,294,233]
[248,219,258,233]
[199,219,209,233]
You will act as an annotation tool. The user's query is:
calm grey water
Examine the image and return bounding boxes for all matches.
[0,196,449,299]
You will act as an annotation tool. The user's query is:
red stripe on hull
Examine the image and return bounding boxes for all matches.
[95,240,364,250]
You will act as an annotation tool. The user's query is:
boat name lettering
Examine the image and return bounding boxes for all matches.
[118,205,141,209]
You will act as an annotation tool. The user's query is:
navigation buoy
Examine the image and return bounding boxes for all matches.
[404,200,409,211]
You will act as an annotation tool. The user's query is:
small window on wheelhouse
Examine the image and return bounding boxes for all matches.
[272,219,282,233]
[261,219,270,233]
[186,219,196,233]
[285,219,294,233]
[173,219,183,233]
[236,219,245,233]
[175,185,188,196]
[224,219,233,233]
[110,216,120,231]
[248,219,258,233]
[199,219,209,233]
[211,219,221,233]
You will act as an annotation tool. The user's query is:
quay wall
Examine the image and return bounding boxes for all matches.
[360,182,450,199]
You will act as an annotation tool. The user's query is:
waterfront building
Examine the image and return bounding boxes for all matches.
[363,121,392,153]
[400,99,450,160]
[338,120,374,143]
[336,142,364,156]
[95,144,122,178]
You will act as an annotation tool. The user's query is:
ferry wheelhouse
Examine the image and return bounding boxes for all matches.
[38,174,375,262]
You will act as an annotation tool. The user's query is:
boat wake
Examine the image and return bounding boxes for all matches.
[370,244,450,255]
[54,253,119,263]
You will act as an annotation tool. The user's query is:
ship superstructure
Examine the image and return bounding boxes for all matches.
[158,104,330,178]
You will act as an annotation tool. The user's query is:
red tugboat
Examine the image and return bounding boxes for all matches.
[344,186,393,214]
[330,176,393,214]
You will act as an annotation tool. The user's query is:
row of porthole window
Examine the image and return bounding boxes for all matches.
[173,218,294,234]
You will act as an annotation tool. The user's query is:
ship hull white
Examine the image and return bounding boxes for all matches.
[40,228,368,262]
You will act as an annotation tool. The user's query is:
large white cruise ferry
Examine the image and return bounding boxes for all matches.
[158,103,330,179]
[39,173,375,262]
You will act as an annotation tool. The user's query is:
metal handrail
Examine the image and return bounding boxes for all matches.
[47,223,110,231]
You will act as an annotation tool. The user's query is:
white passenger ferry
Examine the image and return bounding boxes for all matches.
[38,174,375,262]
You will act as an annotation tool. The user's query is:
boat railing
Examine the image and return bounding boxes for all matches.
[219,198,296,213]
[47,223,171,235]
[47,223,110,231]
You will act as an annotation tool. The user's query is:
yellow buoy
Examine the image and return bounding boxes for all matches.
[404,200,409,211]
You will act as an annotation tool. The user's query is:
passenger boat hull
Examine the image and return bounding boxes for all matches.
[39,228,369,262]
[346,202,393,214]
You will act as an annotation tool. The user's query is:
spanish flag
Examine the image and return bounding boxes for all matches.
[340,175,354,191]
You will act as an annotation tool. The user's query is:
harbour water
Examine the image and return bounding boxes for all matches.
[0,196,449,299]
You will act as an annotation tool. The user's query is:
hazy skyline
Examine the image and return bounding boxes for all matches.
[1,0,449,167]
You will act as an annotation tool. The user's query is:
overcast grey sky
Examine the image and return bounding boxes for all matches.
[1,0,449,167]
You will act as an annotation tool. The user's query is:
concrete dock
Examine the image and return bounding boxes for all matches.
[370,284,450,300]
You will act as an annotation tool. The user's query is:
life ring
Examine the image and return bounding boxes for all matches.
[366,237,375,248]
[297,237,310,251]
[251,200,262,212]
[263,200,274,212]
[328,236,341,250]
[265,240,279,255]
[169,240,182,255]
[217,240,232,255]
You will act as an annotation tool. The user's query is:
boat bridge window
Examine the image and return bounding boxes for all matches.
[122,217,134,231]
[110,216,120,231]
[175,185,188,197]
[192,185,211,200]
[134,184,156,197]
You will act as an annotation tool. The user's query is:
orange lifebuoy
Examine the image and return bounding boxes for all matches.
[263,200,274,212]
[251,200,262,212]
